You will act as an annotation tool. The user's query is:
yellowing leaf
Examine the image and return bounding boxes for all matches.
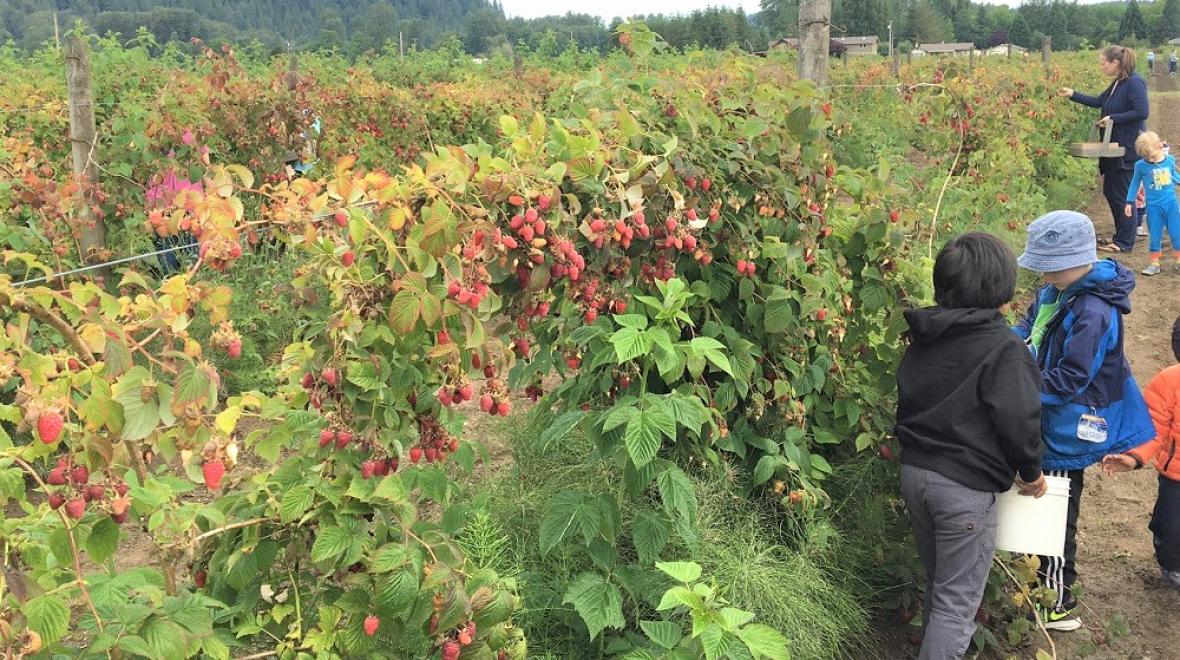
[387,207,408,231]
[224,164,255,190]
[78,323,107,353]
[215,406,242,434]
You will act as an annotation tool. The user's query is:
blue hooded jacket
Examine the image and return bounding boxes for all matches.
[1013,260,1155,470]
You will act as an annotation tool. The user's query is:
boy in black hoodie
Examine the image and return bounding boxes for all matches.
[896,233,1046,659]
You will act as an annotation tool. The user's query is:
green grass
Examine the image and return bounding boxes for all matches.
[474,418,873,659]
[185,242,317,396]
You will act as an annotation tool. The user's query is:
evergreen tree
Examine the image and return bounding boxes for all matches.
[1155,0,1180,43]
[1120,0,1148,41]
[835,0,885,39]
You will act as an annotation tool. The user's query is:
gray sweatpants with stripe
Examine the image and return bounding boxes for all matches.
[901,464,998,660]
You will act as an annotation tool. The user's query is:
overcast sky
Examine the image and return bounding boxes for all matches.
[498,0,1117,20]
[499,0,764,21]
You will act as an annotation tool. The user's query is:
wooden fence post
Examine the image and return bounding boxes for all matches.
[1043,36,1051,69]
[1007,43,1012,60]
[892,46,900,77]
[798,0,831,86]
[969,46,974,74]
[65,35,104,270]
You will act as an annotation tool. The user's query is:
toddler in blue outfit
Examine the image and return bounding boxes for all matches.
[1125,131,1180,274]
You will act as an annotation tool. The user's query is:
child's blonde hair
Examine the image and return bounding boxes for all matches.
[1136,131,1165,159]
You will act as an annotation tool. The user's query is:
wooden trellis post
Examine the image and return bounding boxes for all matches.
[65,35,104,269]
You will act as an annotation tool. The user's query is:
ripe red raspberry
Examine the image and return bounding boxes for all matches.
[363,614,380,637]
[37,412,64,444]
[226,339,242,359]
[202,460,226,490]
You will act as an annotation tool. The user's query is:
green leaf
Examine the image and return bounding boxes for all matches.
[665,395,705,433]
[655,561,701,583]
[499,115,519,137]
[613,314,649,330]
[375,569,418,618]
[625,409,666,468]
[24,594,70,646]
[112,366,160,441]
[860,283,890,312]
[541,411,585,449]
[632,509,670,565]
[347,361,384,392]
[388,290,421,335]
[738,623,791,660]
[641,620,684,650]
[371,544,407,573]
[118,636,154,657]
[140,616,188,659]
[753,455,778,484]
[764,292,796,334]
[602,404,639,432]
[173,363,213,409]
[700,624,734,660]
[656,585,704,612]
[720,607,756,629]
[86,517,120,565]
[562,572,625,640]
[539,492,583,556]
[280,485,315,523]
[658,467,699,548]
[0,467,23,504]
[612,327,653,363]
[311,524,352,565]
[104,335,133,377]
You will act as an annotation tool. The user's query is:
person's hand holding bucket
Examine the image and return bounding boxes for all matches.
[1016,472,1048,497]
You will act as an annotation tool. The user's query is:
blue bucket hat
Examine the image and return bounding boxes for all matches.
[1016,210,1097,272]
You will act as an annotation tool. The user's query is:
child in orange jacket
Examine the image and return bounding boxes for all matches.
[1103,316,1180,585]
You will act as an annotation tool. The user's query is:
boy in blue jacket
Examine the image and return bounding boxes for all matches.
[1014,210,1156,630]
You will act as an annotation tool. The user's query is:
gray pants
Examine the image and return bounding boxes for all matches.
[901,464,999,660]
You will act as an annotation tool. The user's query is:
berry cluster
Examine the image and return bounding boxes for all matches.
[409,414,458,464]
[587,210,649,250]
[211,321,243,359]
[639,255,677,283]
[301,367,341,411]
[547,237,587,283]
[197,235,243,272]
[447,278,490,310]
[440,620,479,660]
[478,378,512,418]
[46,457,132,524]
[360,456,398,480]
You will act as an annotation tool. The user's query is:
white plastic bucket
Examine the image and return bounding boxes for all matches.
[994,475,1070,557]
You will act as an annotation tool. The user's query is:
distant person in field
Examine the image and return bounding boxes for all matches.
[1013,210,1155,632]
[895,233,1045,659]
[1103,316,1180,589]
[1171,50,1178,75]
[1058,45,1149,254]
[1124,131,1180,275]
[281,58,319,180]
[1148,50,1156,73]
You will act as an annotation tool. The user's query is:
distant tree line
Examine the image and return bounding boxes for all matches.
[0,0,1176,56]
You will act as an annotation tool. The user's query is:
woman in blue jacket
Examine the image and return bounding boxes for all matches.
[1014,210,1155,631]
[1058,45,1149,253]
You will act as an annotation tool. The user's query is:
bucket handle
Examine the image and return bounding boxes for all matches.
[1088,119,1115,146]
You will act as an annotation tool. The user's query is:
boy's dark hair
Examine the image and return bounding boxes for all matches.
[933,233,1017,309]
[1173,316,1180,362]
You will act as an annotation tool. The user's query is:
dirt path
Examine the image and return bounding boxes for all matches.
[1050,72,1180,660]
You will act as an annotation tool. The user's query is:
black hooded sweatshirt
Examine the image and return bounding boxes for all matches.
[895,307,1043,492]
